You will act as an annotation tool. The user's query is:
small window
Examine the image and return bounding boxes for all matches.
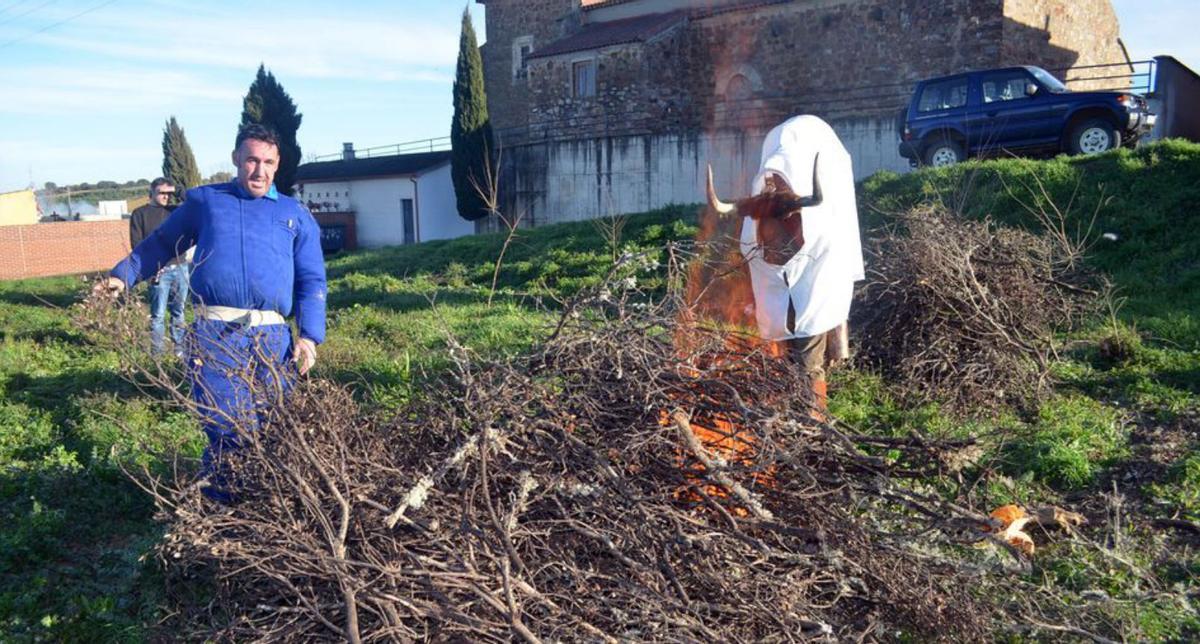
[917,78,969,113]
[573,60,596,98]
[512,36,534,80]
[982,71,1031,104]
[401,198,415,245]
[518,45,532,75]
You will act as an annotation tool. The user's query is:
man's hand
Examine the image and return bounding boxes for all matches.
[293,337,317,376]
[91,277,126,298]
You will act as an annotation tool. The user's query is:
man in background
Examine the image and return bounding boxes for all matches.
[129,177,190,357]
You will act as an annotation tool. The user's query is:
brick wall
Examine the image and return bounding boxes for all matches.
[0,220,130,281]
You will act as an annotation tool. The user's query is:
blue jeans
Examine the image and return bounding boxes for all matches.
[148,264,190,355]
[189,319,295,503]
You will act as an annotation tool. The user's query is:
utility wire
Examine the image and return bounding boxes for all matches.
[0,0,57,29]
[0,0,117,50]
[0,0,34,17]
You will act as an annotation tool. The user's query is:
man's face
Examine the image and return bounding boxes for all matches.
[232,138,280,198]
[151,184,175,207]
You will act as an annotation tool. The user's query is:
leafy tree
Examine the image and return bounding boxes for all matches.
[241,64,303,196]
[206,171,233,184]
[161,116,202,195]
[450,7,496,221]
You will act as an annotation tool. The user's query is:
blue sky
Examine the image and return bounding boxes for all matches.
[0,0,1193,192]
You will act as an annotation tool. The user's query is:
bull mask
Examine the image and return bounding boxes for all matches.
[705,154,823,218]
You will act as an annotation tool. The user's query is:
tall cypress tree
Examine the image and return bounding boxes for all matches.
[240,64,303,196]
[451,7,495,221]
[161,116,202,196]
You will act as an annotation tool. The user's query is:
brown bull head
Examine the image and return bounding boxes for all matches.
[706,160,823,265]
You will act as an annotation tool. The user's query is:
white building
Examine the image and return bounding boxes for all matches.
[96,200,129,218]
[295,149,473,249]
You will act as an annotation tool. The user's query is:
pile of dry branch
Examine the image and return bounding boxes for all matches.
[72,256,1027,643]
[852,204,1102,412]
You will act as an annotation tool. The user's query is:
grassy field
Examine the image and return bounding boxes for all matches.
[2,141,1198,640]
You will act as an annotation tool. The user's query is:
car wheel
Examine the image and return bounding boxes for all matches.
[923,139,965,167]
[1069,118,1120,155]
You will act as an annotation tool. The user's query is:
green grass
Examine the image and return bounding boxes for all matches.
[1,142,1199,639]
[862,139,1200,350]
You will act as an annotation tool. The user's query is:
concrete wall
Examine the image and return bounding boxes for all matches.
[0,220,129,280]
[1149,56,1200,143]
[500,113,906,225]
[417,163,475,242]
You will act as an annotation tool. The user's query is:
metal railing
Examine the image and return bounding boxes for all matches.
[310,136,451,162]
[1049,59,1156,95]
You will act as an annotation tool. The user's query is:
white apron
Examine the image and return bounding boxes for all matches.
[739,115,865,341]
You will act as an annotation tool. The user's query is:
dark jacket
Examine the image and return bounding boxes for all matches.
[129,203,185,265]
[111,182,328,344]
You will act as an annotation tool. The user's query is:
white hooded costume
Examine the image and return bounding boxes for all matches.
[740,115,865,341]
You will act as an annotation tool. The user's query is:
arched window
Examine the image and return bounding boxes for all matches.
[719,65,762,101]
[726,73,753,101]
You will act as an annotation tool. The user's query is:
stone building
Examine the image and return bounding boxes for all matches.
[475,0,1129,225]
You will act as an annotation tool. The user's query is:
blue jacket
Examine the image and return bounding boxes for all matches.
[111,182,328,344]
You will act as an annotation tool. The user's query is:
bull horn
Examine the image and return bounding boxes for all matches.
[706,164,735,215]
[798,152,824,209]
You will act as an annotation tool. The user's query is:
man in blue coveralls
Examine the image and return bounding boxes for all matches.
[95,124,327,502]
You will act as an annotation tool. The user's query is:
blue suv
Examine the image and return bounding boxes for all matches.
[898,66,1156,167]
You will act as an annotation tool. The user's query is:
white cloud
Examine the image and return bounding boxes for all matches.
[0,65,241,114]
[0,138,158,189]
[8,2,460,83]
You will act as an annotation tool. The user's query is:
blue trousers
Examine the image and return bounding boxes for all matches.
[189,319,295,503]
[148,264,190,356]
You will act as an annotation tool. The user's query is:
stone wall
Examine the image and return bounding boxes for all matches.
[479,0,582,133]
[1002,0,1128,90]
[486,0,1127,143]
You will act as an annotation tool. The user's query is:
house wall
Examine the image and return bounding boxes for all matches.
[479,0,582,133]
[0,190,38,227]
[417,163,475,242]
[0,220,129,280]
[299,181,353,213]
[345,178,417,248]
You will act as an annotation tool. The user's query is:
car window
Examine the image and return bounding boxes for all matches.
[1028,67,1068,93]
[981,71,1031,103]
[917,78,969,113]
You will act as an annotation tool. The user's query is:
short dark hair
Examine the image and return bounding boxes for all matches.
[149,177,175,195]
[234,123,280,151]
